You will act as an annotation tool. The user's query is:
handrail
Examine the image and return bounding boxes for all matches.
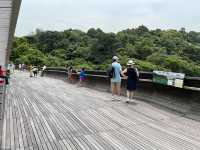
[43,68,200,90]
[184,86,200,91]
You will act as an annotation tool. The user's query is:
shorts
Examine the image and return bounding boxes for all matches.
[111,82,121,90]
[80,77,85,81]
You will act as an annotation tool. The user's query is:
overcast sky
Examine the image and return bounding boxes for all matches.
[15,0,200,36]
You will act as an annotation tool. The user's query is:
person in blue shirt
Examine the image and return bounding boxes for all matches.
[79,68,86,86]
[111,56,122,101]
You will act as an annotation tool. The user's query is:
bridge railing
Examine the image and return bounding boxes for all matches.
[43,68,200,89]
[42,68,200,113]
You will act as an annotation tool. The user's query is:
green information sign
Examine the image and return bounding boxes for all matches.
[153,71,185,88]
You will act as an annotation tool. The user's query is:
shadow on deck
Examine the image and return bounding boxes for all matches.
[1,71,200,150]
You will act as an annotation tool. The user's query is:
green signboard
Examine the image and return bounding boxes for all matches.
[153,71,185,88]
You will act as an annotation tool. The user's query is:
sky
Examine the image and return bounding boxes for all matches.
[15,0,200,36]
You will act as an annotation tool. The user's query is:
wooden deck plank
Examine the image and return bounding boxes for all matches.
[29,119,43,150]
[9,96,15,150]
[1,71,200,150]
[5,93,11,149]
[1,109,6,149]
[12,95,20,149]
[33,117,50,150]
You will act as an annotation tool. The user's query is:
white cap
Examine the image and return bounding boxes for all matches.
[127,60,135,65]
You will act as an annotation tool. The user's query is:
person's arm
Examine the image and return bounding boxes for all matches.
[119,64,123,76]
[135,68,139,77]
[121,68,127,77]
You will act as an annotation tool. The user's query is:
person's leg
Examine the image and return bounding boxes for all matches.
[131,91,134,99]
[78,78,81,86]
[71,76,73,83]
[111,82,116,100]
[68,74,71,82]
[82,78,85,86]
[126,90,130,103]
[116,82,121,99]
[130,91,136,101]
[111,82,114,94]
[79,77,84,87]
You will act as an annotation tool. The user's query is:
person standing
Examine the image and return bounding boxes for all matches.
[22,64,26,71]
[40,65,47,77]
[7,64,11,72]
[68,66,73,83]
[122,60,139,103]
[18,64,22,71]
[11,63,15,73]
[29,65,33,77]
[79,68,86,86]
[13,64,15,73]
[33,66,38,77]
[111,56,122,101]
[42,65,47,71]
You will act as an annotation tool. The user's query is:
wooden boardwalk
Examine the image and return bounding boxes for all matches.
[1,71,200,150]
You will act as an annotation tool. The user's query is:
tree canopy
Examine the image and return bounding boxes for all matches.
[11,26,200,76]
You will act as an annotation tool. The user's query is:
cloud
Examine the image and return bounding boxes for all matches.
[15,0,200,36]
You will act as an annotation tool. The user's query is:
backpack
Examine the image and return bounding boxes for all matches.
[107,66,115,78]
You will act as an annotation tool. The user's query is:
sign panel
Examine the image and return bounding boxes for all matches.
[153,71,185,88]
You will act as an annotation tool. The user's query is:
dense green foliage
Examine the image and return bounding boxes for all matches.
[11,26,200,76]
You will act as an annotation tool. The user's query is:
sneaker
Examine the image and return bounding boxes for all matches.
[132,99,136,103]
[116,96,121,101]
[112,96,115,101]
[126,98,130,103]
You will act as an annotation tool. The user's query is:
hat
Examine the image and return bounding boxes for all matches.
[112,56,119,60]
[127,60,135,65]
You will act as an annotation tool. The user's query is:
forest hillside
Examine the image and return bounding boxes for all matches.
[11,26,200,76]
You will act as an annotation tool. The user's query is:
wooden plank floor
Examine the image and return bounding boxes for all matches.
[1,71,200,150]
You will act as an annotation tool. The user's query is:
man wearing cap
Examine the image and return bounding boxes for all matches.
[111,56,122,100]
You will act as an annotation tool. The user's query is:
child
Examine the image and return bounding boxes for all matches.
[33,67,38,77]
[79,68,86,86]
[122,60,139,103]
